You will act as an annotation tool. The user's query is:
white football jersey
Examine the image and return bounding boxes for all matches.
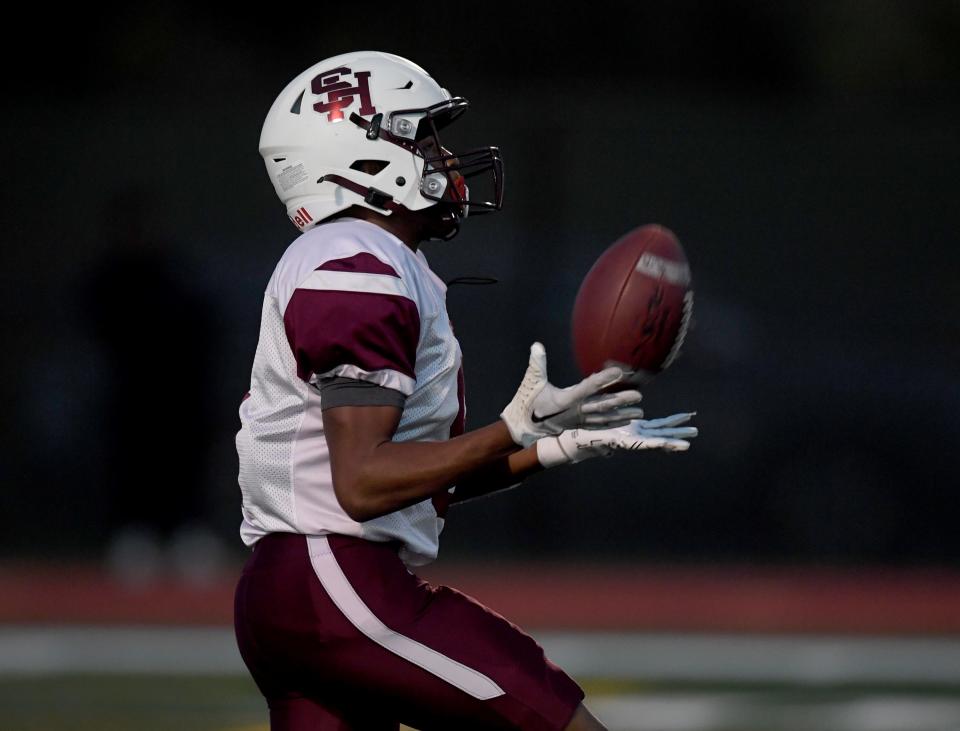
[236,218,465,566]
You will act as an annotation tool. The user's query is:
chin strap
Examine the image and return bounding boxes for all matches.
[318,172,462,242]
[328,113,468,241]
[317,173,402,213]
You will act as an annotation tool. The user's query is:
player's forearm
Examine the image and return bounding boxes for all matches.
[332,420,521,521]
[449,446,543,504]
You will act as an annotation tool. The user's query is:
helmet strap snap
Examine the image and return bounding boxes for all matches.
[365,113,384,141]
[363,187,394,210]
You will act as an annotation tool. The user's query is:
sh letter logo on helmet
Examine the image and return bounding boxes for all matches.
[312,67,376,122]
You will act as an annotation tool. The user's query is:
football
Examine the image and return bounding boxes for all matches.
[571,224,693,384]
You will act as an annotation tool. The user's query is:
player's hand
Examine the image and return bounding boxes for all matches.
[536,413,699,468]
[500,342,645,447]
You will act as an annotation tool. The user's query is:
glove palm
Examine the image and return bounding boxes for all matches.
[501,342,645,447]
[537,413,699,467]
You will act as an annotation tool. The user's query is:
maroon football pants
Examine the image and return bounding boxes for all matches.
[234,533,583,730]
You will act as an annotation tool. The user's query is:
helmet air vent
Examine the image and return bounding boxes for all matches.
[349,160,390,175]
[290,90,304,114]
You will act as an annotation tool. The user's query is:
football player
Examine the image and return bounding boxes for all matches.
[235,51,697,731]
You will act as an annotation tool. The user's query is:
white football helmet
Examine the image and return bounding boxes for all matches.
[259,51,503,239]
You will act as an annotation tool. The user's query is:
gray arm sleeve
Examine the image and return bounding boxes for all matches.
[318,376,406,410]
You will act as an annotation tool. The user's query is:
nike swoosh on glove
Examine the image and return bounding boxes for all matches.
[500,342,645,447]
[536,413,699,468]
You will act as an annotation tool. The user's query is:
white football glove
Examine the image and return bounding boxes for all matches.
[536,413,699,468]
[500,342,645,447]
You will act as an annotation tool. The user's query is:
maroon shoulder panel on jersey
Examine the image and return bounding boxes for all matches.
[317,252,401,277]
[283,255,421,384]
[284,288,420,383]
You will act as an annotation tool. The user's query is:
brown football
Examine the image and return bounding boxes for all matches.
[571,224,693,383]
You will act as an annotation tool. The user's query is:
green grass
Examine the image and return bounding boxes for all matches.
[0,675,266,731]
[4,674,960,731]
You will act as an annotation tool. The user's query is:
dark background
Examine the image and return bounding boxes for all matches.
[3,1,958,568]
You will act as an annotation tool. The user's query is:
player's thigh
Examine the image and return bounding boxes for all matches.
[313,535,584,730]
[236,533,583,730]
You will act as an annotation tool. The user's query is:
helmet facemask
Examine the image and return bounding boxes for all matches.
[348,97,503,236]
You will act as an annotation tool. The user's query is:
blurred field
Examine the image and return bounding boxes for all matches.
[5,674,960,731]
[3,627,960,731]
[0,674,261,731]
[4,563,960,730]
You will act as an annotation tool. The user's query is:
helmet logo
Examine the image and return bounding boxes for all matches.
[311,67,376,122]
[290,206,314,230]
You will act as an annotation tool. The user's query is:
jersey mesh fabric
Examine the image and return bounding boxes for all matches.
[237,219,463,566]
[237,295,308,538]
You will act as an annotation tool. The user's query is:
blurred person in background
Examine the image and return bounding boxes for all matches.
[83,187,224,585]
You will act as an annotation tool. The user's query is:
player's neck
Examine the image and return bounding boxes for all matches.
[338,209,422,252]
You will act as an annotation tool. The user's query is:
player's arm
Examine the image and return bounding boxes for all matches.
[446,413,699,509]
[449,446,543,504]
[323,403,523,521]
[324,342,650,520]
[449,413,700,504]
